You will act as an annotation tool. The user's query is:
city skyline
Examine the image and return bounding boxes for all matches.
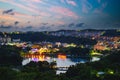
[0,0,120,32]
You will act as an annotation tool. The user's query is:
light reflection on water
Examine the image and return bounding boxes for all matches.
[22,54,88,65]
[22,54,90,74]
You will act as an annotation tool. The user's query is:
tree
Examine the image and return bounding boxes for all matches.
[0,45,23,66]
[0,67,17,80]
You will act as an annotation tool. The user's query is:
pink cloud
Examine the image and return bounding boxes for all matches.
[0,0,39,14]
[32,0,42,3]
[0,14,20,26]
[61,0,77,6]
[50,6,78,19]
[30,0,45,4]
[0,15,18,21]
[66,0,77,6]
[22,0,43,3]
[39,12,51,17]
[0,9,41,27]
[55,21,65,25]
[61,0,65,3]
[0,0,51,17]
[55,15,63,19]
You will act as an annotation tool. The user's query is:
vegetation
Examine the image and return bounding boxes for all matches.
[66,50,120,80]
[102,30,120,37]
[58,47,90,56]
[8,32,96,45]
[0,45,23,66]
[0,45,120,80]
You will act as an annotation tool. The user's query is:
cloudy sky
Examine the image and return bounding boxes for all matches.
[0,0,120,32]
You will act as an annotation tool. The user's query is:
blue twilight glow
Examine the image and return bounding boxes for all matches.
[0,0,120,31]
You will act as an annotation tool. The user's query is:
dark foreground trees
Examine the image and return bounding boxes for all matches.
[66,50,120,80]
[0,45,23,66]
[0,45,120,80]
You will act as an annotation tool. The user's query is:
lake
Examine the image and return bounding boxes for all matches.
[22,54,99,74]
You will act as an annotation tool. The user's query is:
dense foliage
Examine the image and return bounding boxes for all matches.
[58,47,90,57]
[0,45,120,80]
[0,45,23,66]
[102,30,120,37]
[66,50,120,80]
[8,32,96,45]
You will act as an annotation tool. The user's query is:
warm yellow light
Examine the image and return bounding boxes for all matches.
[109,71,114,74]
[58,54,66,60]
[90,50,101,55]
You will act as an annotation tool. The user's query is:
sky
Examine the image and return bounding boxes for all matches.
[0,0,120,32]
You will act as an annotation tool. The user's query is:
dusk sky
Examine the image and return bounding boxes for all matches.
[0,0,120,32]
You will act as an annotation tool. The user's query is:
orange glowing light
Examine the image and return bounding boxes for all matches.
[24,54,45,61]
[58,54,66,60]
[38,55,45,61]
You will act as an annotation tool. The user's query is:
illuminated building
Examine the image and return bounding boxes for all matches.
[12,39,20,42]
[24,54,45,62]
[94,45,107,51]
[55,42,61,47]
[31,44,41,49]
[0,36,11,43]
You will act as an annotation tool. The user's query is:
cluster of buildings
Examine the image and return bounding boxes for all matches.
[0,35,21,45]
[0,32,21,43]
[46,30,120,51]
[47,30,103,38]
[0,36,11,43]
[27,41,77,55]
[0,30,119,52]
[94,36,120,50]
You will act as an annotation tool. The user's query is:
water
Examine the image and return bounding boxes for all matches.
[22,54,95,74]
[91,57,100,62]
